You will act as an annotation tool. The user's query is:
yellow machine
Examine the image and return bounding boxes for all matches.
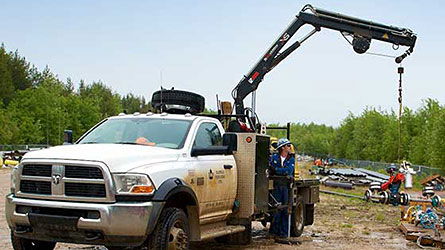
[4,159,19,166]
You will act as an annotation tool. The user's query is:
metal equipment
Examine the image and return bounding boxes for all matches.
[364,185,443,206]
[364,181,382,202]
[324,181,354,190]
[231,4,417,128]
[364,185,410,206]
[423,186,436,199]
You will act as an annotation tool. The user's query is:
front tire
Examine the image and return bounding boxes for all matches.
[11,234,56,250]
[151,207,190,250]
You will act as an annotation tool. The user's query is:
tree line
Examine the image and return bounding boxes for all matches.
[267,100,445,169]
[0,44,151,145]
[1,44,444,169]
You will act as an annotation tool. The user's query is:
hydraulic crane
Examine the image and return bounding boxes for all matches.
[231,4,417,129]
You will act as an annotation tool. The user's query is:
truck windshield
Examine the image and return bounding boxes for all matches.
[78,118,192,149]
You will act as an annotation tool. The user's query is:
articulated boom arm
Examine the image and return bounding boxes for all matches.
[232,4,417,120]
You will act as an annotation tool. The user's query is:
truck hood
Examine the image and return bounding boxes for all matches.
[23,144,181,172]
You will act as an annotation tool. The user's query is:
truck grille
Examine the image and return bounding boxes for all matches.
[20,180,51,195]
[65,166,103,179]
[22,165,52,177]
[65,183,106,197]
[18,163,110,201]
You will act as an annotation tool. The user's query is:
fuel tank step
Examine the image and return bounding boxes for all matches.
[200,225,245,241]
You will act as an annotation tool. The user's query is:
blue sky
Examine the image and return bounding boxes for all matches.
[1,0,444,126]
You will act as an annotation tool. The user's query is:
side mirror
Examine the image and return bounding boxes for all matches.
[63,130,73,144]
[191,146,231,157]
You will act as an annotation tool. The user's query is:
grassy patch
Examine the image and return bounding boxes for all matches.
[343,209,358,218]
[342,223,354,228]
[375,212,385,221]
[411,173,428,191]
[322,186,366,197]
[362,226,371,235]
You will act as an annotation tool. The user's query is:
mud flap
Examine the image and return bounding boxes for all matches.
[304,204,315,226]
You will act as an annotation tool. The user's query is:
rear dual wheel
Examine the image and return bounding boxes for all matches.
[261,197,305,237]
[290,197,304,237]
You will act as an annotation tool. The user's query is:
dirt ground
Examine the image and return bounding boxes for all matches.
[0,167,419,250]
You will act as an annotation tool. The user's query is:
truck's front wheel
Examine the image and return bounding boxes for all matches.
[151,207,190,250]
[11,234,56,250]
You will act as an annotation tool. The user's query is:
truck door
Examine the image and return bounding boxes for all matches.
[190,121,236,224]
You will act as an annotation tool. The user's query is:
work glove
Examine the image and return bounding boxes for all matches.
[266,167,276,176]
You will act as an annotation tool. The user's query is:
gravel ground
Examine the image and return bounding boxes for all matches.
[0,168,418,250]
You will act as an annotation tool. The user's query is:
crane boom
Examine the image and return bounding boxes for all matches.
[232,4,417,125]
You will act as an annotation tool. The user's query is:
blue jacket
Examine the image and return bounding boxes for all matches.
[270,153,295,177]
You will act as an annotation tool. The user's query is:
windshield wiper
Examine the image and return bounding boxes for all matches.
[81,142,99,144]
[114,142,140,145]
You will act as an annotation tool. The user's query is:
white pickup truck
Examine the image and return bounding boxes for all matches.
[6,111,319,250]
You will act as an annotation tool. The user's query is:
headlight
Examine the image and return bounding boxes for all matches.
[112,173,155,195]
[10,165,20,193]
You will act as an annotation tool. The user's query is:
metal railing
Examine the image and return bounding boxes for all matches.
[0,144,49,152]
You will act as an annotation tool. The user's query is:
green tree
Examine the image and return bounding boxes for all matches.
[0,45,14,105]
[64,94,100,141]
[430,109,445,168]
[7,50,35,90]
[380,112,398,162]
[121,93,143,114]
[332,113,356,159]
[0,108,18,144]
[83,81,122,118]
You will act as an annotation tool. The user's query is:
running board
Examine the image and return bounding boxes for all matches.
[200,225,245,241]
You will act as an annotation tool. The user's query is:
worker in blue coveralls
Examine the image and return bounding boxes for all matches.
[269,138,295,238]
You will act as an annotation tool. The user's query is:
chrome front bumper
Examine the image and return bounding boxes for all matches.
[5,194,162,246]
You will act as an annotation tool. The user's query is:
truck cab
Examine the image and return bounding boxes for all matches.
[6,113,240,249]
